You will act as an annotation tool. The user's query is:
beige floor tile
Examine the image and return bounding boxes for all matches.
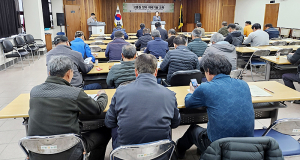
[0,131,20,144]
[0,119,25,132]
[0,143,25,160]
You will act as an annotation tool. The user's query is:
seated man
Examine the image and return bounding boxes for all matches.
[244,21,253,37]
[111,25,128,40]
[46,35,101,90]
[136,23,145,39]
[105,54,180,151]
[71,31,95,63]
[217,21,229,37]
[235,23,243,33]
[224,23,244,46]
[155,22,168,40]
[244,23,269,47]
[28,56,111,160]
[265,23,280,39]
[135,28,152,51]
[282,48,300,93]
[176,53,254,158]
[106,45,136,88]
[166,29,176,47]
[105,31,130,60]
[187,28,207,57]
[144,30,169,58]
[196,22,205,37]
[160,36,200,84]
[200,33,237,70]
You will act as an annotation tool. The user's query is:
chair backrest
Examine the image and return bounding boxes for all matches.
[270,37,282,40]
[1,40,14,53]
[169,70,203,86]
[252,49,271,57]
[277,48,293,55]
[14,36,26,48]
[90,46,102,52]
[262,118,300,136]
[289,41,300,45]
[94,37,105,40]
[24,34,35,44]
[291,29,300,38]
[90,42,104,45]
[230,70,242,79]
[19,134,85,155]
[280,28,291,37]
[272,41,287,46]
[110,139,175,160]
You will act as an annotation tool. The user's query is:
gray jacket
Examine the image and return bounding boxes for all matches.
[46,45,93,88]
[153,16,161,21]
[201,137,283,160]
[244,30,269,47]
[106,60,136,88]
[200,41,237,70]
[105,73,180,147]
[87,17,96,31]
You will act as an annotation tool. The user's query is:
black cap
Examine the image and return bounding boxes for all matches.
[245,21,251,25]
[54,35,68,45]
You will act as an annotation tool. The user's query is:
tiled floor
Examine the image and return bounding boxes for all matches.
[0,54,300,159]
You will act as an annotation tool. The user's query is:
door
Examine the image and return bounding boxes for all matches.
[65,5,81,41]
[264,3,279,29]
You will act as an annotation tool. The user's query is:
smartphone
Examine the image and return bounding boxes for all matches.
[190,79,198,89]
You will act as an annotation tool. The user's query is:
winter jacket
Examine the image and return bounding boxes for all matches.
[200,41,237,70]
[166,36,175,47]
[156,27,168,40]
[160,45,200,83]
[135,34,152,49]
[136,27,144,39]
[111,29,129,40]
[201,137,283,160]
[187,38,208,57]
[70,38,95,63]
[144,37,169,58]
[218,26,229,37]
[224,31,244,46]
[265,27,280,39]
[105,38,130,60]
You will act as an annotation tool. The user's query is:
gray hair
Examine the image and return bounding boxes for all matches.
[49,56,74,77]
[135,54,157,74]
[168,29,176,35]
[152,30,160,38]
[210,33,224,43]
[122,44,136,59]
[192,28,202,38]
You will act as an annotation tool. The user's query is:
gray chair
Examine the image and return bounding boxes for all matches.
[162,70,204,87]
[110,139,175,160]
[94,37,105,40]
[90,42,105,45]
[276,48,293,56]
[90,46,102,52]
[289,41,300,45]
[241,50,271,81]
[272,41,287,46]
[19,133,89,160]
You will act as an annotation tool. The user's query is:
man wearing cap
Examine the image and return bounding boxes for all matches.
[71,31,95,63]
[87,13,97,38]
[46,35,102,90]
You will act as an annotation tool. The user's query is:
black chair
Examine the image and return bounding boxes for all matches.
[1,40,30,70]
[162,70,203,87]
[17,35,39,60]
[14,36,35,63]
[24,34,46,59]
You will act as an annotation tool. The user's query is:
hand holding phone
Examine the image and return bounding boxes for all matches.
[190,79,198,89]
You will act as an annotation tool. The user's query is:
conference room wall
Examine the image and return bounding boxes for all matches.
[235,0,300,29]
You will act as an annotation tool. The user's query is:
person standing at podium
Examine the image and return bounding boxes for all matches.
[153,11,161,21]
[87,13,97,38]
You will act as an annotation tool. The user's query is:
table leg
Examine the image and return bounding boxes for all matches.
[265,61,271,81]
[22,117,29,135]
[270,109,278,125]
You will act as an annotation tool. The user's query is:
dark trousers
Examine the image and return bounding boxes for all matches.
[89,31,92,39]
[177,124,211,155]
[282,73,300,90]
[83,83,102,90]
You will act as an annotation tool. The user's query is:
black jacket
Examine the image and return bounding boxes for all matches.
[156,27,168,40]
[160,45,200,83]
[135,34,152,49]
[224,31,244,46]
[287,48,300,73]
[166,36,175,47]
[201,137,283,160]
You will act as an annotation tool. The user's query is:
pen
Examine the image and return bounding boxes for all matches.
[264,88,274,94]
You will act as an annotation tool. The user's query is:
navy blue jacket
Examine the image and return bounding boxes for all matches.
[105,38,130,60]
[135,34,152,49]
[144,37,169,58]
[156,27,168,40]
[136,27,144,39]
[111,29,129,40]
[105,73,181,147]
[265,27,280,39]
[185,74,254,142]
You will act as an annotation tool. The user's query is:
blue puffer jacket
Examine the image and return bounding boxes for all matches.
[105,38,130,60]
[70,38,95,62]
[144,37,169,58]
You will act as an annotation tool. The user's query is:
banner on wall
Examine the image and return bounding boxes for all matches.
[123,3,174,13]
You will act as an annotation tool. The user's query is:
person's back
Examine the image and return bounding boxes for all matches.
[111,28,128,39]
[160,36,200,83]
[218,21,229,37]
[187,28,208,57]
[105,54,180,149]
[265,24,280,39]
[196,22,205,37]
[166,29,176,47]
[71,33,95,63]
[144,30,169,58]
[244,21,253,37]
[155,22,168,40]
[244,23,269,47]
[106,31,130,60]
[136,23,145,39]
[135,28,152,50]
[224,24,244,46]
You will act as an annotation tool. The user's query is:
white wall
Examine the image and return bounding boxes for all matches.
[51,0,65,40]
[235,0,300,28]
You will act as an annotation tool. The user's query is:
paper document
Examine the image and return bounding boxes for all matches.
[270,46,283,50]
[248,47,260,51]
[114,63,121,65]
[249,85,272,97]
[157,62,162,69]
[88,94,98,101]
[84,57,92,64]
[95,40,103,43]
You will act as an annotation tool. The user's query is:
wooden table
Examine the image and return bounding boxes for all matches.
[93,52,106,59]
[236,45,300,53]
[89,45,107,50]
[89,36,137,40]
[0,81,299,119]
[88,63,117,74]
[84,39,137,45]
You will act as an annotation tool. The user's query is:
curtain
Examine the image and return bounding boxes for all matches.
[41,0,51,28]
[0,0,20,38]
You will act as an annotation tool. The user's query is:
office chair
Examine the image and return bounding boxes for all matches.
[169,47,175,50]
[14,36,35,63]
[162,70,203,87]
[94,37,105,40]
[24,34,46,59]
[19,133,89,160]
[270,37,282,40]
[90,42,105,45]
[291,29,300,39]
[1,40,30,70]
[110,139,175,160]
[276,48,293,56]
[280,28,291,38]
[272,41,287,46]
[289,41,300,45]
[90,46,102,52]
[254,118,300,156]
